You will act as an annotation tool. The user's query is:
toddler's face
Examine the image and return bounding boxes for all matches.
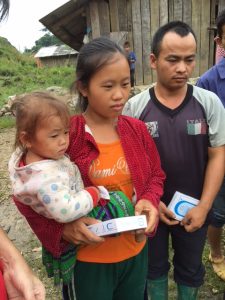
[28,116,69,160]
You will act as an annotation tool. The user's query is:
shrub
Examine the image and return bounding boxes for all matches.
[0,116,15,129]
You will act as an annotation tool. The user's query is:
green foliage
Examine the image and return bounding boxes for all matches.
[25,32,63,53]
[0,37,75,108]
[0,116,15,129]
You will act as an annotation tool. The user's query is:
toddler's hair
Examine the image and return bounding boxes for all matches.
[11,91,70,150]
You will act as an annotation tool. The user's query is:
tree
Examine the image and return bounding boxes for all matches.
[24,30,63,53]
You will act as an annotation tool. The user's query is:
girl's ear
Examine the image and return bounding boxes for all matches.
[76,81,88,97]
[19,131,32,149]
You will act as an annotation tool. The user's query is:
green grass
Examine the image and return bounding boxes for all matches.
[0,37,75,108]
[201,239,225,299]
[0,115,15,129]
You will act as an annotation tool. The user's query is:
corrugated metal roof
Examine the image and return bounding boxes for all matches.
[34,44,78,58]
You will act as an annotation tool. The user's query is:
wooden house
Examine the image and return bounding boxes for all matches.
[40,0,225,85]
[34,45,78,67]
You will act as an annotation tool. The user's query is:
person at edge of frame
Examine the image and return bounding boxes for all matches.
[196,8,225,283]
[0,0,45,299]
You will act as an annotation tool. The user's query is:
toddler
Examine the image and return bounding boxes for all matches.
[8,92,106,223]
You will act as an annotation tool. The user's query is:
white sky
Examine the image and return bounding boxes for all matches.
[0,0,68,52]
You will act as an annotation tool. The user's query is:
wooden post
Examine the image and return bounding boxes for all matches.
[160,0,169,26]
[131,0,143,85]
[118,0,128,31]
[141,0,152,84]
[208,0,217,67]
[98,1,110,35]
[183,0,192,26]
[127,0,133,44]
[173,0,182,20]
[218,0,225,11]
[89,1,100,38]
[109,0,119,32]
[199,0,211,74]
[150,0,160,82]
[191,0,201,77]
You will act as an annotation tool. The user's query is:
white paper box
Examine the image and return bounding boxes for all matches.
[168,191,199,221]
[87,215,147,237]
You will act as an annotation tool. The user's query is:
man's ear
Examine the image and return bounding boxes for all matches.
[76,81,88,97]
[150,53,157,69]
[215,36,223,48]
[19,131,31,148]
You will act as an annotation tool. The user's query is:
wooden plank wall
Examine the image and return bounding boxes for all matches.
[89,1,100,38]
[141,0,151,84]
[40,56,77,68]
[191,0,201,77]
[208,0,217,67]
[87,0,225,85]
[219,0,225,10]
[131,0,143,84]
[199,0,211,76]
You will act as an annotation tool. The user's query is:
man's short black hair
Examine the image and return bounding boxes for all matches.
[216,9,225,38]
[151,21,197,57]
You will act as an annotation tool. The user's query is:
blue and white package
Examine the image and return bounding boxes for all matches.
[168,191,199,221]
[87,215,147,237]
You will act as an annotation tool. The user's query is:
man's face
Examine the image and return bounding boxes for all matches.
[150,32,197,91]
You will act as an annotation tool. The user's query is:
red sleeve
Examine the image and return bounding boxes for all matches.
[85,187,100,207]
[13,197,69,257]
[136,121,165,237]
[140,123,165,208]
[121,117,165,209]
[0,269,7,300]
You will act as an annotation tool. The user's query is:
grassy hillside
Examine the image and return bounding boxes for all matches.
[0,37,75,108]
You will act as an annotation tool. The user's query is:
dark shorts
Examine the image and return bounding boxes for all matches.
[210,178,225,228]
[130,69,135,87]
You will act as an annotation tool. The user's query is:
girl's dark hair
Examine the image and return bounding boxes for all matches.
[0,0,9,21]
[152,21,197,57]
[216,9,225,38]
[73,36,127,112]
[12,92,70,150]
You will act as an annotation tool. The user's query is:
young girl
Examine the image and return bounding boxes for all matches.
[9,92,133,285]
[8,92,102,223]
[13,37,165,300]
